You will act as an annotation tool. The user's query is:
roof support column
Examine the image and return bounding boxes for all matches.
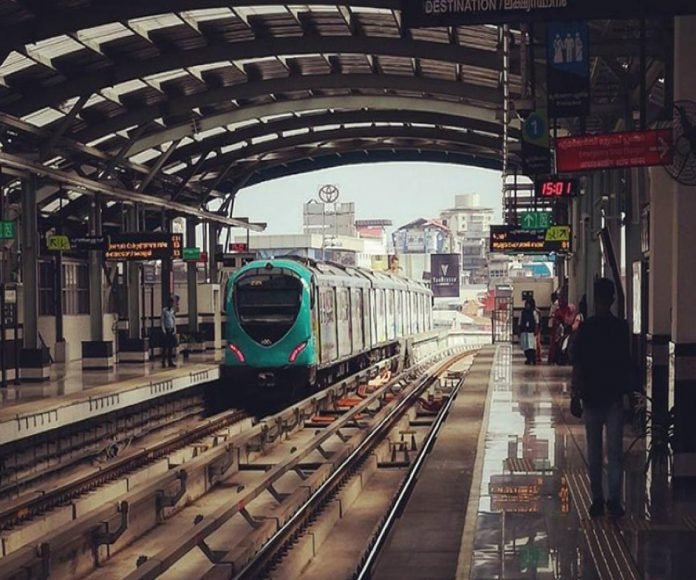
[82,194,114,369]
[186,218,199,336]
[126,205,141,341]
[669,14,696,488]
[160,211,173,312]
[208,223,219,286]
[20,174,49,381]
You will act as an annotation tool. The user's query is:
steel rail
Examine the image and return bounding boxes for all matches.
[0,409,247,532]
[125,349,458,580]
[355,364,467,579]
[233,349,475,580]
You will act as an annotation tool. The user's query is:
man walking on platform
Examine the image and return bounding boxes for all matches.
[571,278,632,518]
[160,297,177,368]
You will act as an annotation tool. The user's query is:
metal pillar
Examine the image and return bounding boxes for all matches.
[582,172,603,316]
[21,175,38,350]
[126,205,141,339]
[186,218,199,334]
[160,211,173,309]
[208,223,219,286]
[670,15,696,481]
[88,195,104,340]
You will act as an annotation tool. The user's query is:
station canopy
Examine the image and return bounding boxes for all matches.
[0,2,670,234]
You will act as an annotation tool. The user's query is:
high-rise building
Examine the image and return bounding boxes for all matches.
[439,194,495,284]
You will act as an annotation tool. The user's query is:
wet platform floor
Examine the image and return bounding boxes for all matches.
[469,344,696,580]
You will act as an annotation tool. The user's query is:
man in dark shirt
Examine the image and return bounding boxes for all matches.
[572,278,631,517]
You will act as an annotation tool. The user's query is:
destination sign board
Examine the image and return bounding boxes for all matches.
[490,225,571,254]
[402,0,696,28]
[556,129,673,172]
[105,233,183,261]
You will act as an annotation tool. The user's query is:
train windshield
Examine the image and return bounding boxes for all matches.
[234,267,303,345]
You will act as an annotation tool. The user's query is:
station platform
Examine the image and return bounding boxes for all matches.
[0,353,221,447]
[374,343,696,580]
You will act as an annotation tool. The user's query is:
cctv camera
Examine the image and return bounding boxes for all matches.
[514,99,535,121]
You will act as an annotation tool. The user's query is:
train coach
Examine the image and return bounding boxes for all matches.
[221,257,432,397]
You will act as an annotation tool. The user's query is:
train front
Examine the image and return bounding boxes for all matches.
[222,260,316,392]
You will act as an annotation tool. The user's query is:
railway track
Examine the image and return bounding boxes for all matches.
[0,408,249,533]
[0,344,481,579]
[233,350,473,580]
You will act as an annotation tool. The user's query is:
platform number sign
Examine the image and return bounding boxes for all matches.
[521,111,551,176]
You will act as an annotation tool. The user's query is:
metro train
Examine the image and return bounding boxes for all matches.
[221,257,433,397]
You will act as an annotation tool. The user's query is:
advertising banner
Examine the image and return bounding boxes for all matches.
[401,0,696,29]
[556,129,673,172]
[105,233,183,261]
[546,21,590,118]
[430,253,460,298]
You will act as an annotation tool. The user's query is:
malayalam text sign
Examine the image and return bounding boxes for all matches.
[402,0,696,28]
[105,233,183,261]
[490,225,571,254]
[430,253,460,298]
[556,129,672,172]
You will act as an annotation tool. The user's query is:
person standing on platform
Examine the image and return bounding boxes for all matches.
[519,299,538,365]
[547,292,560,363]
[160,297,177,368]
[571,278,631,518]
[534,301,543,363]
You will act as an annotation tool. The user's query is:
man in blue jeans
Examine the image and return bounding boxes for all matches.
[572,278,631,518]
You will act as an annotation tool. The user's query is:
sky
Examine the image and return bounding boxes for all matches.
[231,162,504,237]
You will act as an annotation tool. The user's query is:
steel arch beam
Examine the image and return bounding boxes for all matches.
[190,126,502,179]
[118,95,510,157]
[0,0,401,57]
[8,37,501,117]
[226,147,503,192]
[160,109,518,170]
[71,74,504,145]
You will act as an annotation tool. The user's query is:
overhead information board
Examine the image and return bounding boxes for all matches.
[490,225,571,254]
[105,233,183,261]
[556,129,672,172]
[402,0,696,28]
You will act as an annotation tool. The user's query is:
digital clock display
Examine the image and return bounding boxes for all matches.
[535,178,578,198]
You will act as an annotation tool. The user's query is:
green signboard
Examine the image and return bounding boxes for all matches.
[520,212,551,231]
[0,221,15,240]
[183,247,201,261]
[47,234,71,251]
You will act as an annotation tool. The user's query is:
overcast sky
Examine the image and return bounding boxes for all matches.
[231,162,504,237]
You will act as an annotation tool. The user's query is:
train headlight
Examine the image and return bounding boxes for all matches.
[228,343,245,362]
[288,341,308,363]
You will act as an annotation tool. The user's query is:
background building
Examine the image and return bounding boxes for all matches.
[303,200,355,237]
[439,193,494,285]
[391,218,452,254]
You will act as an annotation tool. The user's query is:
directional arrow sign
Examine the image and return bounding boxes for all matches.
[545,226,571,242]
[520,212,552,231]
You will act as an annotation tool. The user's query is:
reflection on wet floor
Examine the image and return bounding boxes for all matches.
[0,351,221,408]
[470,344,696,580]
